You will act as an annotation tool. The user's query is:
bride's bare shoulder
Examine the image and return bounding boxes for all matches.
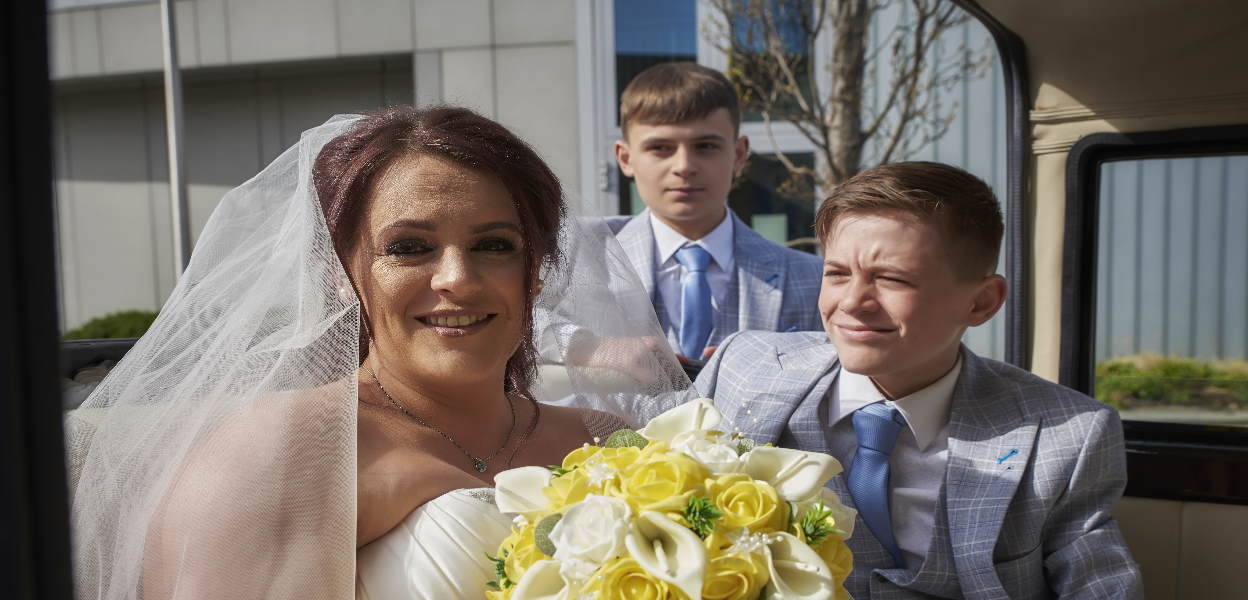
[536,403,632,442]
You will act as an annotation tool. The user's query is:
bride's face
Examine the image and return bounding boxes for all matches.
[350,153,528,390]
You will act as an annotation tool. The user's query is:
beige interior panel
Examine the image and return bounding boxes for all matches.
[1114,497,1181,600]
[1178,502,1248,599]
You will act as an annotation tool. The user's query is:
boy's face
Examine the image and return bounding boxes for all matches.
[615,108,749,233]
[818,210,1005,398]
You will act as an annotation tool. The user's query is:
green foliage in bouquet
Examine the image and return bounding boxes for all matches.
[797,501,844,547]
[682,496,723,539]
[603,428,650,449]
[486,549,513,590]
[1096,354,1248,411]
[534,513,562,557]
[64,310,157,340]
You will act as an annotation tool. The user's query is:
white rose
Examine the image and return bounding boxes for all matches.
[671,430,742,473]
[549,494,631,578]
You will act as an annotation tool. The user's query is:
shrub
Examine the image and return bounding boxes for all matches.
[64,310,157,340]
[1096,354,1248,411]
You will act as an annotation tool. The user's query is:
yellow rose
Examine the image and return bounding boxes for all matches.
[618,448,708,512]
[706,474,787,532]
[560,444,602,470]
[561,444,642,471]
[814,536,854,599]
[702,551,770,600]
[543,468,591,512]
[497,523,544,586]
[583,556,689,600]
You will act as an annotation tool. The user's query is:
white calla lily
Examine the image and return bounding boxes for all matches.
[637,397,721,443]
[741,446,842,501]
[509,559,573,600]
[494,466,552,518]
[624,511,707,600]
[763,531,836,600]
[793,487,857,541]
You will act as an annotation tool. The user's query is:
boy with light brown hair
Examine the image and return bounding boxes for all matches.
[696,161,1141,598]
[608,61,823,363]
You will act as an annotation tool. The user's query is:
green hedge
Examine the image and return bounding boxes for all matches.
[64,310,157,340]
[1096,354,1248,411]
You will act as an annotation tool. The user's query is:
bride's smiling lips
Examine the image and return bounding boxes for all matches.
[415,310,497,337]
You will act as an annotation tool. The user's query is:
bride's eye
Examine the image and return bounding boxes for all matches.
[474,237,519,253]
[385,239,433,256]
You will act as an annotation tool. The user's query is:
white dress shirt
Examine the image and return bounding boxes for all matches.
[649,212,735,342]
[826,357,963,569]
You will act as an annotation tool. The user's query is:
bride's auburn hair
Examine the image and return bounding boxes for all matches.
[312,105,566,396]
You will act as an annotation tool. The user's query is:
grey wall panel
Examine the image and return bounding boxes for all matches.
[1226,157,1248,359]
[492,0,575,45]
[1096,155,1248,363]
[97,2,191,74]
[55,88,163,329]
[413,0,492,50]
[194,0,231,66]
[495,44,581,198]
[337,0,413,56]
[53,59,413,329]
[226,0,339,63]
[1138,162,1168,355]
[441,48,496,117]
[49,11,75,79]
[68,9,102,76]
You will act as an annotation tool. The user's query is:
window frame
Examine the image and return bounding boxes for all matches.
[1061,125,1248,505]
[0,0,76,596]
[952,0,1030,370]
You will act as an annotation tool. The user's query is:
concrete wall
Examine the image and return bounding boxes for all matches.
[49,0,581,329]
[54,59,413,328]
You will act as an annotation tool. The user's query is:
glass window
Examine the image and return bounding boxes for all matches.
[728,153,817,250]
[1094,155,1248,427]
[614,0,697,123]
[723,0,814,123]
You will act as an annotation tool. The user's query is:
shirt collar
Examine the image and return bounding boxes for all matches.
[649,210,734,270]
[835,356,962,452]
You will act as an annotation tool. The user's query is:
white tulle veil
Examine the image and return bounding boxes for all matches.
[64,112,691,599]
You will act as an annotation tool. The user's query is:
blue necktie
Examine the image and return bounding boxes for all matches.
[847,401,907,568]
[674,245,713,359]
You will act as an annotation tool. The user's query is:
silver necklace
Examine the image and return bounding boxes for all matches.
[363,364,516,473]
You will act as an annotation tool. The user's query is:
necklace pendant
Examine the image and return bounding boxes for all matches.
[472,458,488,473]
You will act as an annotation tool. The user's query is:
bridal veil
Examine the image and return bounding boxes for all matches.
[65,113,690,599]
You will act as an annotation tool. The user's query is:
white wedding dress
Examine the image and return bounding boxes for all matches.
[356,489,512,600]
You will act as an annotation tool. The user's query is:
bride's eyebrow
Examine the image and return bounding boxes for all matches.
[383,219,436,231]
[470,222,521,234]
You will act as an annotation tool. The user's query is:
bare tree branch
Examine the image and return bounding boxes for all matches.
[709,0,986,192]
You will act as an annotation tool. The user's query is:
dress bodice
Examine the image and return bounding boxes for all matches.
[356,488,511,600]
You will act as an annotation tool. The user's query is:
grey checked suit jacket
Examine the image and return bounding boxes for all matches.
[605,210,823,352]
[696,331,1143,599]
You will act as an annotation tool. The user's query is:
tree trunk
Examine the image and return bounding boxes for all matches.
[827,0,869,188]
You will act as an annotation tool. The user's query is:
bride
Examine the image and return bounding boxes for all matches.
[66,107,689,599]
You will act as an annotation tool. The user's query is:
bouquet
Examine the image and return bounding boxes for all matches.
[487,398,855,600]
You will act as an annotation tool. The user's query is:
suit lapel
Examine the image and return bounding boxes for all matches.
[614,210,661,318]
[944,348,1039,598]
[777,344,839,455]
[731,213,785,332]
